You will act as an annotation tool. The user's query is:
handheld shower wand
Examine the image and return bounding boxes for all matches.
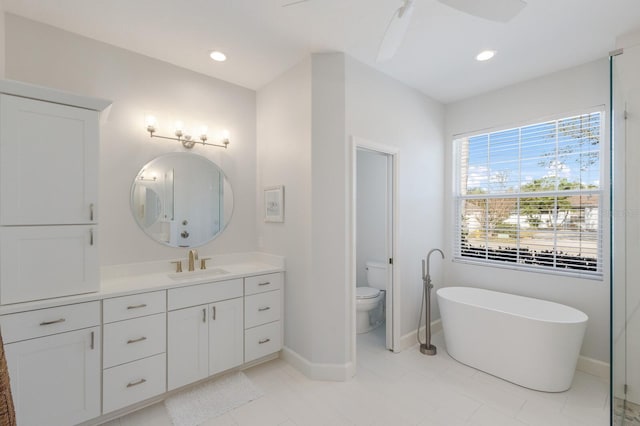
[418,248,444,355]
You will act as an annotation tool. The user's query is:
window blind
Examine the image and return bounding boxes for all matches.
[453,112,603,278]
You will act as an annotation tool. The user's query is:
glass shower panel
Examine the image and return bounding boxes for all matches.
[612,43,640,426]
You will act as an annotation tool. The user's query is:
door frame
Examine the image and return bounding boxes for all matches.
[350,136,400,365]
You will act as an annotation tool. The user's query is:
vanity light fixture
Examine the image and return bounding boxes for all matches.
[145,115,230,149]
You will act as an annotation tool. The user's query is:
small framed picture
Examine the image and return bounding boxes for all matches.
[264,185,284,223]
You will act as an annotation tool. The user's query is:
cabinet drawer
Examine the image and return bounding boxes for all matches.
[103,291,166,323]
[245,290,281,329]
[103,353,166,414]
[244,321,282,363]
[168,279,242,311]
[0,301,100,344]
[244,273,282,296]
[103,313,166,368]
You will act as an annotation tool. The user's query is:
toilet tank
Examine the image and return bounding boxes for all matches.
[366,261,388,290]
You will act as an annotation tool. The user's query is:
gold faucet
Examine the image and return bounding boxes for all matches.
[188,249,199,272]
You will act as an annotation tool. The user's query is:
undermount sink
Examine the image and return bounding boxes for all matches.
[168,267,229,280]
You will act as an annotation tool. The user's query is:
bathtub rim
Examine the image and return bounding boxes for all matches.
[437,286,588,325]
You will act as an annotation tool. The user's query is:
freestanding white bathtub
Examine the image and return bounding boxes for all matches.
[437,286,588,392]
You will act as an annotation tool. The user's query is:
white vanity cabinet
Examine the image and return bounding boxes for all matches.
[102,291,167,414]
[0,81,110,306]
[244,273,283,363]
[1,301,101,426]
[167,279,244,390]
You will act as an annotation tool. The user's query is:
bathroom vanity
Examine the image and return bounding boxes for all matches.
[0,79,285,426]
[0,261,284,426]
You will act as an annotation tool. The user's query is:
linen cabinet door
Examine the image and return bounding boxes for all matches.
[4,327,100,426]
[0,94,99,225]
[0,225,99,304]
[208,297,244,376]
[167,304,209,390]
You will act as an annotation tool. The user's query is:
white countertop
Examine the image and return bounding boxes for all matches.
[0,252,285,315]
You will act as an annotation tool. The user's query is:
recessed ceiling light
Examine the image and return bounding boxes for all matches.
[476,50,496,61]
[209,51,227,62]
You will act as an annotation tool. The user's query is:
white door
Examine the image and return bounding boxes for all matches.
[0,225,99,304]
[209,298,244,375]
[167,305,208,390]
[5,327,100,426]
[0,94,99,225]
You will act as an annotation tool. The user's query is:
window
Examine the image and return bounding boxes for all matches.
[453,111,603,278]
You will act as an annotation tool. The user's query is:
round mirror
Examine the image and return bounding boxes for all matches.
[130,153,233,247]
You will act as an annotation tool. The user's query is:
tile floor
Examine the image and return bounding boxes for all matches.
[103,326,610,426]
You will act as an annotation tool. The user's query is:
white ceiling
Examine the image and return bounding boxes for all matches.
[4,0,640,103]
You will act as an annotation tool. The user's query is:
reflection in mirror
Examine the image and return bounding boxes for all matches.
[131,153,233,247]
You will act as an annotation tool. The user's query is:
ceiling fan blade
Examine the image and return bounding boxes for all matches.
[438,0,526,23]
[281,0,312,7]
[377,0,416,62]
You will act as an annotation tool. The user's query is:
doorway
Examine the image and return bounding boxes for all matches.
[352,137,399,357]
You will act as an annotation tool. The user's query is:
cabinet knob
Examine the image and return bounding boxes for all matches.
[90,203,95,221]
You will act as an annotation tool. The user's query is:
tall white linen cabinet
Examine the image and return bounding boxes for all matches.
[0,79,111,426]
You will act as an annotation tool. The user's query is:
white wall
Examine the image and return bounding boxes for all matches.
[345,56,445,340]
[5,14,257,266]
[256,58,313,362]
[0,8,5,78]
[445,59,610,362]
[356,149,388,285]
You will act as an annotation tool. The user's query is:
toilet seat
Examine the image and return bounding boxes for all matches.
[356,286,380,299]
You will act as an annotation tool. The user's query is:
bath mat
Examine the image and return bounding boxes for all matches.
[164,371,264,426]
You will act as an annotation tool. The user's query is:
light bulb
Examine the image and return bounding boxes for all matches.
[174,120,184,137]
[145,115,157,132]
[221,129,230,141]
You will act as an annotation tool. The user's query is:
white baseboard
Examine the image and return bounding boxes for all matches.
[397,319,442,352]
[576,355,610,382]
[281,346,355,381]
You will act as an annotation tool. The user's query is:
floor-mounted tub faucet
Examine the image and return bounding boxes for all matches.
[419,248,444,355]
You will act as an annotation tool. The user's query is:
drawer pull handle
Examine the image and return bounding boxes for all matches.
[127,304,147,310]
[212,306,216,320]
[126,378,147,388]
[258,338,271,344]
[90,203,95,221]
[127,336,147,344]
[258,306,271,312]
[90,229,94,246]
[258,282,271,286]
[202,308,206,323]
[90,331,95,350]
[40,318,65,326]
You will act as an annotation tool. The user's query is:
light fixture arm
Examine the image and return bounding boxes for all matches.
[146,125,229,149]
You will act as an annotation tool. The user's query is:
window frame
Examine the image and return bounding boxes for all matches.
[452,109,606,280]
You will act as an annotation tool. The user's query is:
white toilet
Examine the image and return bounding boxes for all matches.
[356,261,387,334]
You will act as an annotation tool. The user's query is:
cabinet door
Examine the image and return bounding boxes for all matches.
[209,297,244,376]
[167,305,208,390]
[0,94,99,225]
[4,327,100,426]
[0,225,99,304]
